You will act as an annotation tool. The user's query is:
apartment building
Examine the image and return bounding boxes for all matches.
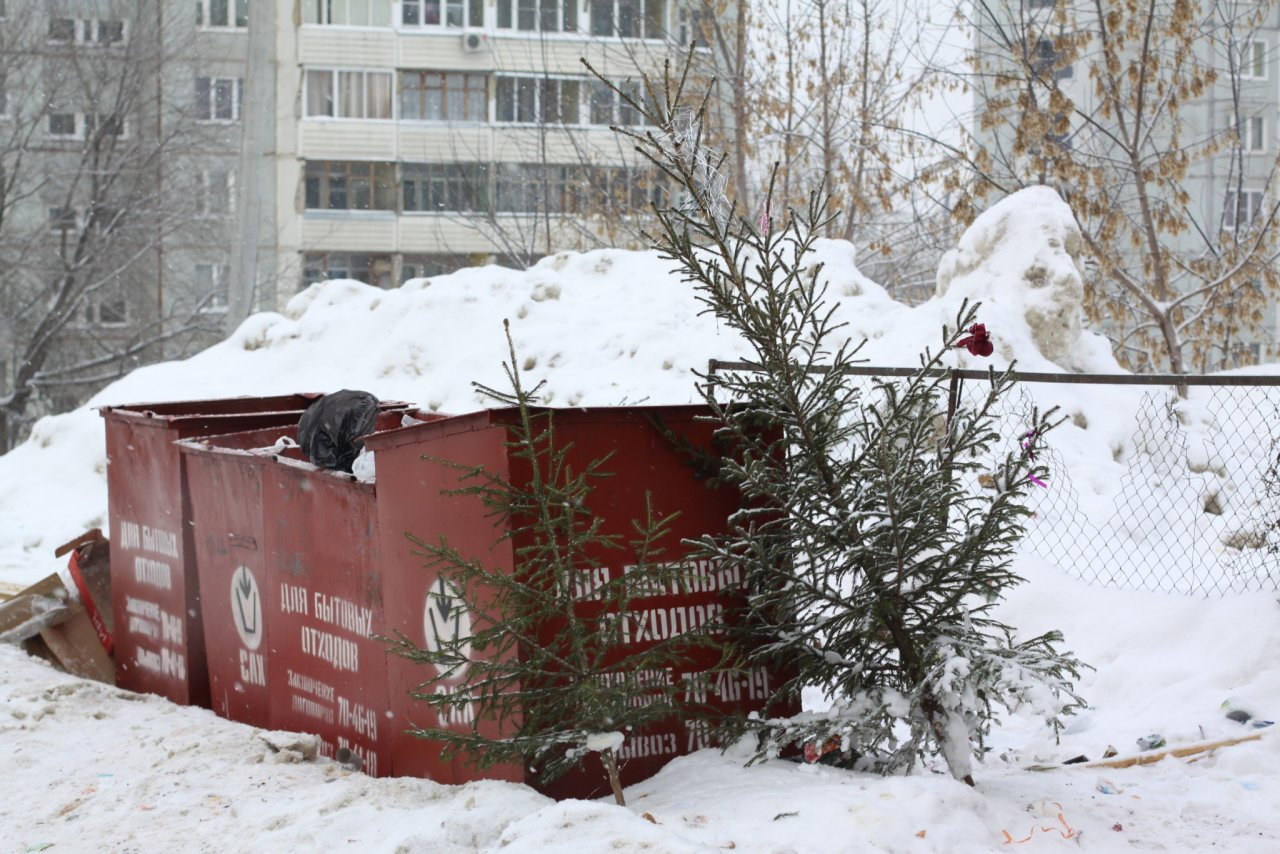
[0,0,685,444]
[968,0,1280,365]
[232,0,680,320]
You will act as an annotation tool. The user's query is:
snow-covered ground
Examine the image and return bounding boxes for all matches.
[2,189,1279,851]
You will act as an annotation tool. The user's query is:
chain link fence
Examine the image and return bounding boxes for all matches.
[710,361,1280,598]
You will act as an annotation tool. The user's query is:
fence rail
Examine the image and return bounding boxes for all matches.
[707,361,1280,598]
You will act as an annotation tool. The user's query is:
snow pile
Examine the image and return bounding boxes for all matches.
[4,566,1280,851]
[935,185,1097,370]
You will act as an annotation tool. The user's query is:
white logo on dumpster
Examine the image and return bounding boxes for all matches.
[231,566,263,651]
[424,576,471,678]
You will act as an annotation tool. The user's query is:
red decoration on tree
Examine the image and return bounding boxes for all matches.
[956,323,993,357]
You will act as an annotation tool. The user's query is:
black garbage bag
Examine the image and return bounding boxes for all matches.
[297,389,379,472]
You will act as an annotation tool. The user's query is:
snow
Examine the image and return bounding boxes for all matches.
[3,186,1280,851]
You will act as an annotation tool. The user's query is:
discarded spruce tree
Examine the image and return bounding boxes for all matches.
[593,54,1086,785]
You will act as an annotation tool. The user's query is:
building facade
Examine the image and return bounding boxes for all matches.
[232,0,678,321]
[0,0,685,445]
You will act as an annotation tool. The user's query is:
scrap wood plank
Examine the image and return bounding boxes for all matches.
[1085,732,1266,769]
[0,575,70,643]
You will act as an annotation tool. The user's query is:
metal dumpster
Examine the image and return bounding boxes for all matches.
[180,425,285,726]
[366,405,781,798]
[101,395,321,706]
[180,407,421,775]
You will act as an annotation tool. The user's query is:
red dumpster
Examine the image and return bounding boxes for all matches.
[102,395,322,706]
[367,405,783,798]
[181,408,421,776]
[180,425,286,725]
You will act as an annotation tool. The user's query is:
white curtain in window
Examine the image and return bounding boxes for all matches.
[368,73,392,119]
[306,70,334,116]
[339,71,364,118]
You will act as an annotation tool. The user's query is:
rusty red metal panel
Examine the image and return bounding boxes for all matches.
[371,412,524,784]
[263,456,394,777]
[180,426,285,725]
[101,395,321,706]
[368,405,783,798]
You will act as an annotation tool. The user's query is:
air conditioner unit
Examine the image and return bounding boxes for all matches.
[461,31,489,52]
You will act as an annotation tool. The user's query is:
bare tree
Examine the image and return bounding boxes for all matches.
[950,0,1280,375]
[0,0,221,449]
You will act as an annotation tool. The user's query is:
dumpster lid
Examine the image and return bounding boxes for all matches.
[99,393,325,423]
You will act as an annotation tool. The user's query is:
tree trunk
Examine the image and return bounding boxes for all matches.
[601,747,626,806]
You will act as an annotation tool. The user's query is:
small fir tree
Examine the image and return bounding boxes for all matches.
[593,54,1086,785]
[387,322,711,805]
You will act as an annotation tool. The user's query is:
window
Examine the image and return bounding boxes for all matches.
[1240,41,1267,79]
[1032,38,1072,79]
[48,112,78,136]
[302,0,392,26]
[89,204,121,234]
[497,0,578,32]
[401,0,482,28]
[1238,115,1266,152]
[304,161,396,210]
[197,0,249,28]
[85,19,126,44]
[588,80,648,126]
[305,69,393,119]
[49,17,76,42]
[86,113,127,138]
[496,76,581,123]
[302,253,393,287]
[400,254,471,282]
[195,264,229,313]
[589,0,665,39]
[495,163,581,213]
[1025,0,1056,9]
[402,163,487,212]
[399,71,487,121]
[1225,189,1265,230]
[49,206,78,233]
[195,76,243,121]
[85,298,129,326]
[197,169,234,215]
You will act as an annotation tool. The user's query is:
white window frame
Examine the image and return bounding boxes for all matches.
[85,297,130,327]
[304,68,394,120]
[47,111,82,139]
[399,0,482,30]
[587,78,648,126]
[302,0,392,27]
[1238,115,1266,152]
[1241,40,1268,80]
[495,74,582,125]
[86,112,129,139]
[1225,188,1265,230]
[195,76,244,122]
[496,0,579,33]
[195,263,230,314]
[82,18,128,45]
[197,0,249,29]
[48,16,77,43]
[196,169,236,216]
[588,0,667,40]
[398,69,488,122]
[49,206,79,234]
